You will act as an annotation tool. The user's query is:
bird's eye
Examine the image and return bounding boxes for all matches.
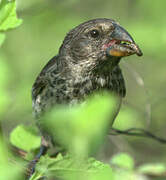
[90,29,100,38]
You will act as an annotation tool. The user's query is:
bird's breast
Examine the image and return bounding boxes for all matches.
[33,65,126,117]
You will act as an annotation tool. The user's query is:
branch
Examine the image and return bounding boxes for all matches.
[110,127,166,144]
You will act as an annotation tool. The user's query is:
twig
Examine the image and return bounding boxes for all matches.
[110,127,166,144]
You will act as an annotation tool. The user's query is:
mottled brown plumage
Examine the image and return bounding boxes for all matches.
[32,18,142,147]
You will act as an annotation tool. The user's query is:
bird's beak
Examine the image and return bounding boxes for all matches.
[106,24,143,57]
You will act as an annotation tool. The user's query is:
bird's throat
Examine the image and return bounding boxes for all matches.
[93,56,121,75]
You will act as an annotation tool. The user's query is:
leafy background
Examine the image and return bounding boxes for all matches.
[1,0,166,179]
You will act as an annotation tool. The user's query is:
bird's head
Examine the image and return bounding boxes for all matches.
[59,18,142,72]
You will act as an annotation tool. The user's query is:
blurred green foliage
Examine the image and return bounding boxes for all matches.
[0,136,23,180]
[0,1,23,179]
[8,93,166,180]
[30,154,114,180]
[0,0,22,31]
[0,0,22,45]
[40,93,117,158]
[0,55,11,117]
[110,153,134,170]
[0,0,22,115]
[1,0,166,179]
[0,0,22,118]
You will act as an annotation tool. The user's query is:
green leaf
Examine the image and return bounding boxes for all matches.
[138,163,166,175]
[40,92,118,157]
[0,32,5,46]
[0,0,22,31]
[10,124,41,152]
[110,153,134,170]
[31,154,114,180]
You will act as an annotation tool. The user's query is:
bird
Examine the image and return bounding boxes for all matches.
[31,18,142,162]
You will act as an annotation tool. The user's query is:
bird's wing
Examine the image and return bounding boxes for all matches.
[32,56,57,98]
[32,56,57,117]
